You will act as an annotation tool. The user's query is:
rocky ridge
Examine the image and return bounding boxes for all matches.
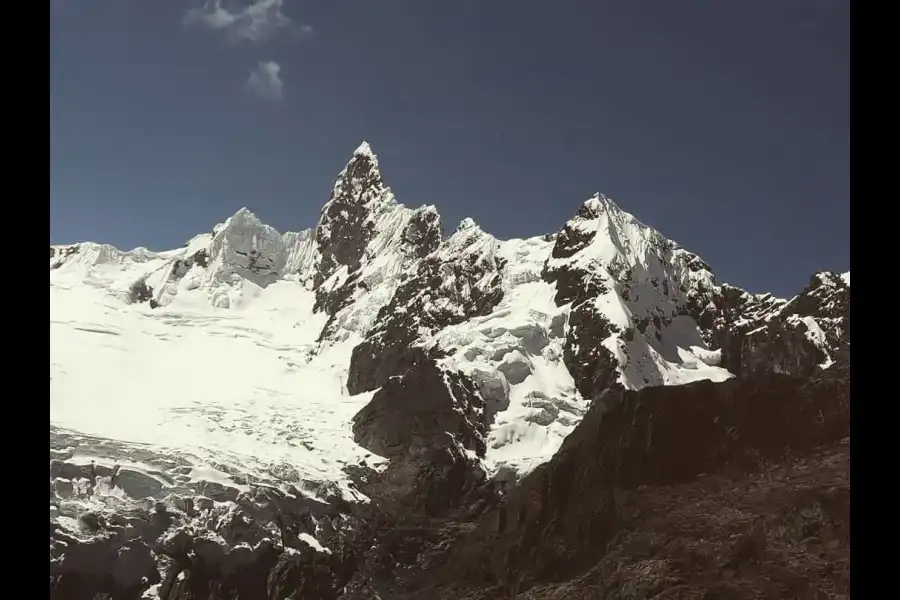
[49,141,850,600]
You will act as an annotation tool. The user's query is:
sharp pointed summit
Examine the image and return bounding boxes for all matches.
[326,141,386,209]
[339,140,380,181]
[312,141,396,289]
[353,140,376,159]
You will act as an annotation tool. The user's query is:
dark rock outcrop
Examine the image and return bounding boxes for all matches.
[561,306,621,399]
[170,248,210,281]
[352,359,488,459]
[50,533,160,600]
[698,272,850,378]
[334,443,499,600]
[436,439,850,600]
[49,475,353,600]
[423,363,849,598]
[313,144,387,291]
[737,272,850,376]
[128,279,155,306]
[402,207,443,259]
[313,203,444,341]
[541,194,725,397]
[338,358,499,598]
[542,202,622,400]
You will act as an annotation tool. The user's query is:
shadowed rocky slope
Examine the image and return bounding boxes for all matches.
[411,362,849,599]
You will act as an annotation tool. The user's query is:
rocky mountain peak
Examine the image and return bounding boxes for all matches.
[312,143,395,290]
[306,146,446,342]
[329,140,385,207]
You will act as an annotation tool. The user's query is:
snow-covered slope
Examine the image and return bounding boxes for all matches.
[50,140,850,528]
[541,194,733,399]
[50,258,380,503]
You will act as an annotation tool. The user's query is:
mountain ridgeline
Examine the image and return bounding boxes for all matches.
[49,142,850,600]
[50,141,849,444]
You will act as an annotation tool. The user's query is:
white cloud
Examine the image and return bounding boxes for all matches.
[244,61,284,101]
[184,0,308,43]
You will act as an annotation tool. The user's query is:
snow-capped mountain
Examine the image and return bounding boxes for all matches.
[49,142,849,599]
[50,140,850,482]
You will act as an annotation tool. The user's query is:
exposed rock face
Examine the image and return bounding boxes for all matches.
[170,248,210,280]
[697,271,850,378]
[422,362,850,598]
[155,535,348,600]
[49,144,849,398]
[50,533,160,600]
[312,200,444,343]
[352,359,488,459]
[49,364,850,600]
[737,271,850,375]
[402,207,443,259]
[347,356,494,592]
[313,142,390,290]
[127,279,155,305]
[438,440,850,600]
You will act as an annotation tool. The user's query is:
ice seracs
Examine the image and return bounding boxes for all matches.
[282,228,317,276]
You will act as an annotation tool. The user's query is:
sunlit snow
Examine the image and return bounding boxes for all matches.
[51,260,382,501]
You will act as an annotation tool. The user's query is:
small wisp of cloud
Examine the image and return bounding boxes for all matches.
[245,61,283,101]
[184,0,310,44]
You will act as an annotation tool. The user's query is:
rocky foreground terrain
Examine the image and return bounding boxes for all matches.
[50,143,850,599]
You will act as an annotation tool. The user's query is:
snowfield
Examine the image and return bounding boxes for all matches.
[50,263,383,502]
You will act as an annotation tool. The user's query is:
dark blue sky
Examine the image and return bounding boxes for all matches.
[50,0,848,296]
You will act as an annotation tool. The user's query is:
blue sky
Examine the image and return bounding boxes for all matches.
[50,0,848,296]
